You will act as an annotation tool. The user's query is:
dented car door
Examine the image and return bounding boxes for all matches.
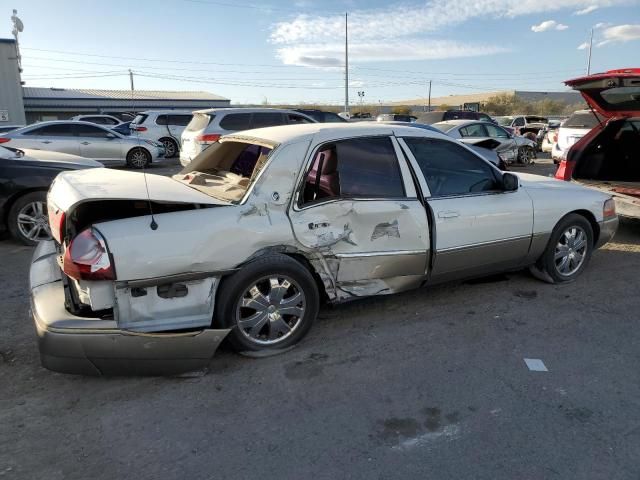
[289,136,429,297]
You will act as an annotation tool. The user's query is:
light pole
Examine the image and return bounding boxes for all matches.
[357,91,365,110]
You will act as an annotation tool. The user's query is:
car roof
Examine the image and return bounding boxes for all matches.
[137,109,195,115]
[222,122,449,146]
[193,107,309,115]
[433,119,487,127]
[11,120,122,134]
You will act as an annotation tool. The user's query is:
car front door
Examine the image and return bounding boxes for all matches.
[30,124,80,155]
[73,124,124,163]
[399,136,533,281]
[288,135,430,298]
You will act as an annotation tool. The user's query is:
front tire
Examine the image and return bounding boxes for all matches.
[535,213,594,283]
[126,147,151,169]
[8,191,51,246]
[214,254,320,352]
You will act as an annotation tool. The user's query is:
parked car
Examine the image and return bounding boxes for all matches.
[70,114,122,126]
[495,115,548,140]
[0,125,24,134]
[432,120,537,165]
[111,121,132,136]
[129,110,194,158]
[180,108,315,166]
[551,110,604,163]
[417,110,494,124]
[555,68,640,219]
[0,121,164,168]
[382,121,508,169]
[0,145,102,245]
[295,109,347,123]
[376,113,418,122]
[32,122,617,375]
[537,120,561,153]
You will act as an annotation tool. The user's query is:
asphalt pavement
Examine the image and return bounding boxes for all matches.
[1,156,639,480]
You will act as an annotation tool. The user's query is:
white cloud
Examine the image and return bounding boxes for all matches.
[577,42,590,49]
[574,5,598,14]
[276,40,509,67]
[531,20,569,32]
[594,22,611,28]
[597,24,640,46]
[270,0,627,45]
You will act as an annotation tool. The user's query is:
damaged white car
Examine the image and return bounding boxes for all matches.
[31,123,618,375]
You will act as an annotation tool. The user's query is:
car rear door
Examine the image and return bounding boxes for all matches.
[33,124,80,155]
[398,136,533,281]
[288,135,429,297]
[73,124,124,163]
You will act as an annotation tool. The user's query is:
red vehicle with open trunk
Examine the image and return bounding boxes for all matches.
[555,68,640,218]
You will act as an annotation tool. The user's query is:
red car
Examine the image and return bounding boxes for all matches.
[555,68,640,218]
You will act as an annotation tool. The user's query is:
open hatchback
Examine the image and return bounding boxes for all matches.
[556,68,640,218]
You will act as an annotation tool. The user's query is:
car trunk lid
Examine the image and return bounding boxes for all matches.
[565,68,640,118]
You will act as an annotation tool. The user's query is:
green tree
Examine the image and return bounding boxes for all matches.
[392,106,412,115]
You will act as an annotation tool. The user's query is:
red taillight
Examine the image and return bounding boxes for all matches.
[555,159,575,180]
[62,228,115,281]
[47,202,65,243]
[603,198,616,219]
[195,134,220,143]
[0,137,10,143]
[131,125,147,132]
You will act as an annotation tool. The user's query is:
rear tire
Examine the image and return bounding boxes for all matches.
[214,254,319,353]
[8,191,51,246]
[160,137,178,158]
[126,147,151,169]
[535,213,594,284]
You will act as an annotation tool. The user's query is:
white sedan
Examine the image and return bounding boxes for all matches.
[30,123,618,375]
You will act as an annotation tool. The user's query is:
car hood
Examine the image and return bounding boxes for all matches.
[20,148,104,167]
[49,167,229,211]
[565,68,640,118]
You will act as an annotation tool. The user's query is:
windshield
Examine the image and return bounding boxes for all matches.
[174,141,274,202]
[563,112,603,128]
[495,116,513,126]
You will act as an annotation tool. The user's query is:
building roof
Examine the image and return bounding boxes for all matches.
[23,87,229,101]
[393,91,513,106]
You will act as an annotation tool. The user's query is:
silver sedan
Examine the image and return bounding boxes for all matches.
[0,121,164,168]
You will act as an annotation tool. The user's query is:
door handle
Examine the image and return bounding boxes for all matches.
[438,210,460,219]
[41,140,52,144]
[81,141,90,145]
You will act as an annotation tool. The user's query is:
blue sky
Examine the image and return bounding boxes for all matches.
[3,0,639,104]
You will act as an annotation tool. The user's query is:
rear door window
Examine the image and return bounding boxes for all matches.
[251,112,286,128]
[302,136,405,204]
[73,124,112,138]
[219,113,252,131]
[485,124,510,138]
[29,124,74,136]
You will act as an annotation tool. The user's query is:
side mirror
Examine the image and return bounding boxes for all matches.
[502,172,519,191]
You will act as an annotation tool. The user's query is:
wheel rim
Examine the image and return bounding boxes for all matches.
[130,149,148,167]
[235,275,306,346]
[17,201,51,242]
[554,226,588,277]
[162,139,176,157]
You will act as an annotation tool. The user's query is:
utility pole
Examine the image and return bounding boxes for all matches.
[587,28,594,75]
[427,80,432,112]
[129,69,136,114]
[344,12,349,115]
[10,9,24,72]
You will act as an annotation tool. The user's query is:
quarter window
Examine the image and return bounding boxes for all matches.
[302,137,405,204]
[404,137,499,197]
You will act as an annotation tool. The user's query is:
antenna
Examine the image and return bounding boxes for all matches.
[129,69,157,230]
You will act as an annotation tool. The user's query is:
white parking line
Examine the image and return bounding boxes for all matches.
[524,358,548,372]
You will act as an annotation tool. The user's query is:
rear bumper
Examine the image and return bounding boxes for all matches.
[30,241,230,376]
[595,217,619,249]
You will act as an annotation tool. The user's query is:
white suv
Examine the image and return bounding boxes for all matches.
[551,110,603,163]
[130,110,194,158]
[179,108,315,166]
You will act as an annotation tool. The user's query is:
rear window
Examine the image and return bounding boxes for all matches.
[219,113,252,131]
[131,114,148,125]
[600,86,640,111]
[564,112,603,129]
[185,113,214,132]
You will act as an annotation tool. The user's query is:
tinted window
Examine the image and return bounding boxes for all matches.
[302,137,405,204]
[485,124,510,138]
[219,113,252,131]
[323,112,347,123]
[168,114,192,126]
[73,124,112,138]
[444,111,477,121]
[287,114,313,124]
[404,138,499,197]
[459,124,487,137]
[564,112,602,129]
[27,124,74,136]
[600,86,640,110]
[155,115,168,126]
[513,117,525,127]
[251,112,285,129]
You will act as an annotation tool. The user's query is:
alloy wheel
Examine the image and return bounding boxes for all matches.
[235,275,306,346]
[162,139,177,158]
[17,201,51,242]
[554,226,588,277]
[129,149,149,168]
